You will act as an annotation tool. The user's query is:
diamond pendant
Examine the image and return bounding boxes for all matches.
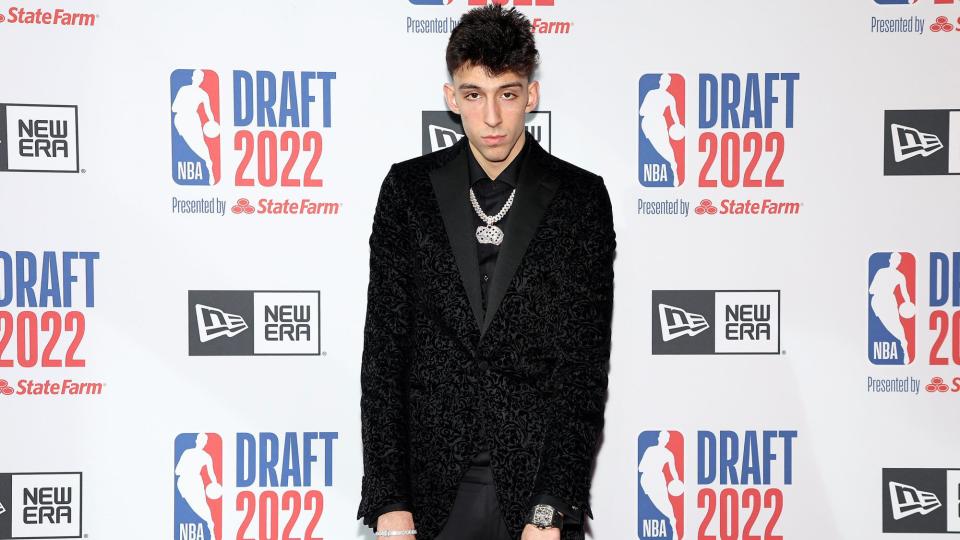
[476,224,504,245]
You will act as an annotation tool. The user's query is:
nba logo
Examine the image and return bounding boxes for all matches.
[868,252,917,365]
[174,433,223,540]
[638,431,684,540]
[639,74,685,187]
[171,69,221,186]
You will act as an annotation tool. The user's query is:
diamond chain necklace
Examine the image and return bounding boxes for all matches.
[469,186,516,246]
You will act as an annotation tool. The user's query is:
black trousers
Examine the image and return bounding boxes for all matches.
[435,449,513,540]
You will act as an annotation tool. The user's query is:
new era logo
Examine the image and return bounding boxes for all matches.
[882,468,960,533]
[195,304,248,343]
[652,290,781,355]
[658,304,709,342]
[426,124,464,153]
[0,104,80,173]
[890,123,943,162]
[188,290,321,356]
[884,110,960,175]
[0,472,83,539]
[889,481,942,520]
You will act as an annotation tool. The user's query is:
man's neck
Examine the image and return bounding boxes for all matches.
[468,131,526,181]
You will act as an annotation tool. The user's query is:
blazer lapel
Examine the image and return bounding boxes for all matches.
[481,137,561,337]
[429,138,485,332]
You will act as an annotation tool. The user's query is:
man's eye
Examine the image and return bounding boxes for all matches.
[502,92,517,100]
[466,92,480,100]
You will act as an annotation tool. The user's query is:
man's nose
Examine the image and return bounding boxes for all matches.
[483,99,502,127]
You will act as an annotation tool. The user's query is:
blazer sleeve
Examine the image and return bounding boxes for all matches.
[357,165,416,522]
[530,176,616,521]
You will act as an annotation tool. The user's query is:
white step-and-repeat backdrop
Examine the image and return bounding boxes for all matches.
[2,1,959,539]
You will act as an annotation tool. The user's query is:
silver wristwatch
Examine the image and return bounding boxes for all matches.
[527,503,564,530]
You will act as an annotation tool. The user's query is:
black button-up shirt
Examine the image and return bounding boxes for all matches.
[466,134,529,315]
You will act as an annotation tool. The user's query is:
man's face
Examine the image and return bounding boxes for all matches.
[443,63,539,165]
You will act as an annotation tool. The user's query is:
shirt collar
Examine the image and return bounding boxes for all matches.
[466,133,530,188]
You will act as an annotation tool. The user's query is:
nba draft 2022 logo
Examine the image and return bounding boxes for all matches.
[637,72,801,218]
[174,431,338,540]
[868,251,960,366]
[0,251,105,398]
[168,68,341,218]
[638,430,797,540]
[867,252,960,397]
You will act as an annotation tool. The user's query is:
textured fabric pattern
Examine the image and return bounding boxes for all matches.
[357,140,616,540]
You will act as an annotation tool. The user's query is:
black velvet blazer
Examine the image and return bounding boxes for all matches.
[357,136,616,540]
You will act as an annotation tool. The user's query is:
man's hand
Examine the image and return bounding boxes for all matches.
[521,524,561,540]
[376,510,416,540]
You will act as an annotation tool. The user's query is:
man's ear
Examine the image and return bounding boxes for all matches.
[443,82,460,114]
[525,80,540,113]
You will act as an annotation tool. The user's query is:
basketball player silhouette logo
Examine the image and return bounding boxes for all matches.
[171,69,221,185]
[174,432,222,540]
[639,73,685,187]
[638,430,685,540]
[868,252,916,364]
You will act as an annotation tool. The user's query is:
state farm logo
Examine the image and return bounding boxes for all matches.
[694,199,717,215]
[931,15,959,31]
[406,0,572,35]
[231,198,255,214]
[0,378,103,397]
[692,198,799,216]
[0,7,96,26]
[227,197,340,216]
[926,376,949,392]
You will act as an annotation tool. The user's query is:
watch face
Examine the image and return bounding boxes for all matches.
[533,505,554,526]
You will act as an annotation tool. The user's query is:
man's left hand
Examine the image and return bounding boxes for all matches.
[521,524,561,540]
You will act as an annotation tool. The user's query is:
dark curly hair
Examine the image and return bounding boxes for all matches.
[446,5,540,79]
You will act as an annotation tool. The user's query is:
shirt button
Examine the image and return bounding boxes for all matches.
[483,274,489,282]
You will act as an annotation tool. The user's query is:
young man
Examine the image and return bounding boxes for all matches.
[357,6,616,540]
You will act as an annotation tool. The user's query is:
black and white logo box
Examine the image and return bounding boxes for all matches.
[0,472,82,540]
[188,290,321,356]
[421,110,551,155]
[884,109,960,176]
[883,468,960,533]
[652,290,781,355]
[0,104,79,173]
